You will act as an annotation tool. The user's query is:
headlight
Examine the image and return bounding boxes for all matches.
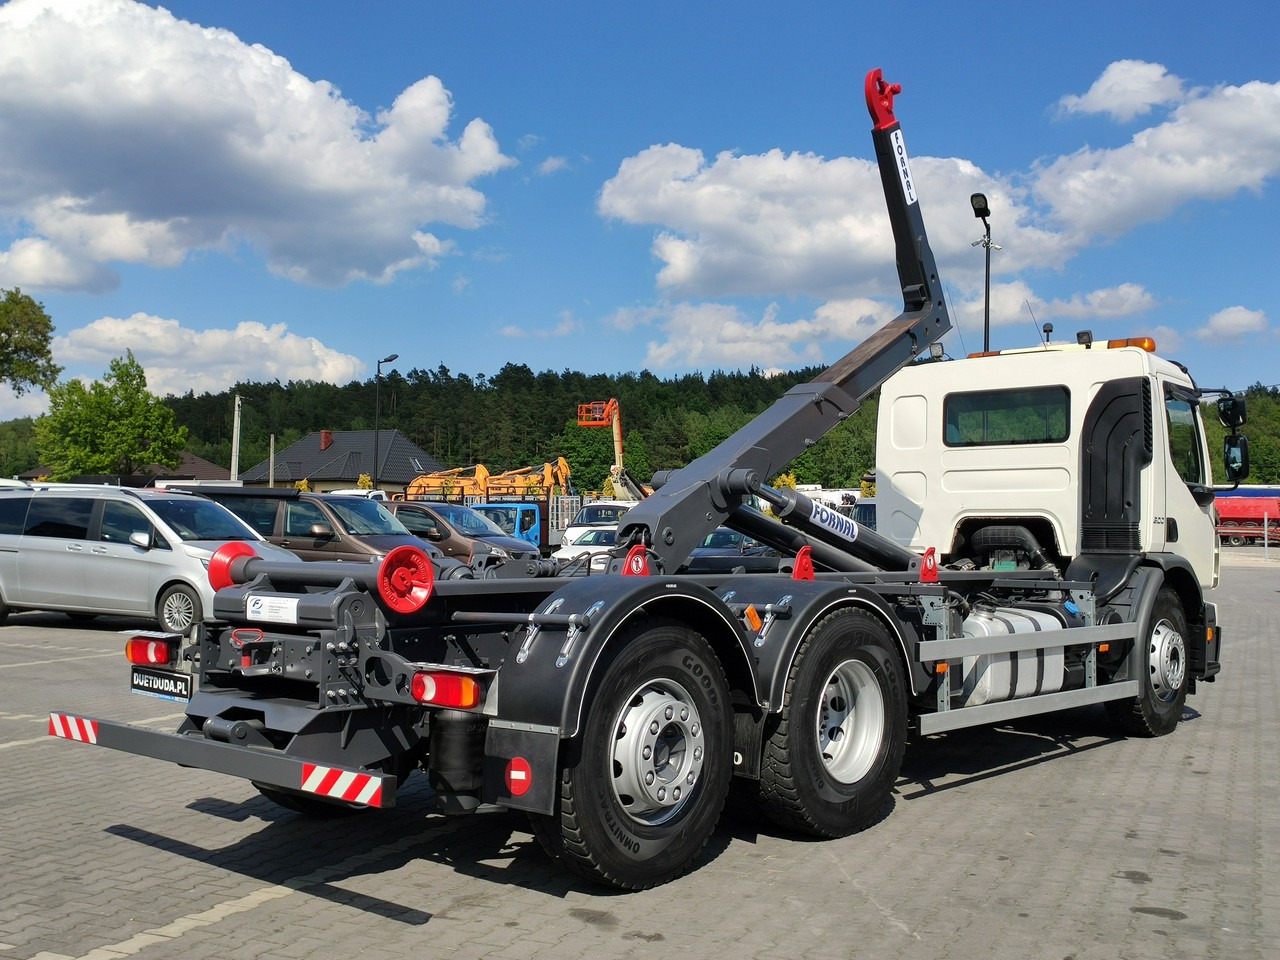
[488,546,509,559]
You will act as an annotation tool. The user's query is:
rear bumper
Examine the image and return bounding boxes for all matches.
[47,712,398,807]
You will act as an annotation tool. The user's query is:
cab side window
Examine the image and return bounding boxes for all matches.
[24,498,93,539]
[1165,391,1206,486]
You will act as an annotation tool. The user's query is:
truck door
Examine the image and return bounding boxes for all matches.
[1158,381,1218,588]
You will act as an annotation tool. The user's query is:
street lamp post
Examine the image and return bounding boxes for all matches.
[970,193,1002,352]
[373,353,399,491]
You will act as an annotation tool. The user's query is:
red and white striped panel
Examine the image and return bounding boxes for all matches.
[49,713,99,743]
[300,763,384,807]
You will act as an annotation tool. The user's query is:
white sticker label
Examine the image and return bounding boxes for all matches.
[810,502,859,544]
[245,594,300,625]
[889,129,917,207]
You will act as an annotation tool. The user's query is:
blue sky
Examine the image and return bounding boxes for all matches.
[1,0,1277,421]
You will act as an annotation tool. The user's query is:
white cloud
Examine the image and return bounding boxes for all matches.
[0,237,117,292]
[53,312,363,397]
[1058,60,1185,122]
[602,299,895,372]
[1194,306,1267,341]
[0,384,51,421]
[1034,78,1280,239]
[496,310,578,341]
[0,0,514,291]
[598,146,1068,301]
[598,64,1280,315]
[538,156,570,176]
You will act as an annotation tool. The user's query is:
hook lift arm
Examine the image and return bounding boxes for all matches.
[616,69,952,573]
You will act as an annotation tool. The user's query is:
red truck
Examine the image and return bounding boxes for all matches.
[1216,496,1280,545]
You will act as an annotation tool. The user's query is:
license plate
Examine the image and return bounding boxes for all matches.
[130,665,192,702]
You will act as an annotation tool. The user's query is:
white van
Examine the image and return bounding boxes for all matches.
[0,484,294,632]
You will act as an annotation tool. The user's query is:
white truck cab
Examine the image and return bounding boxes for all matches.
[877,334,1223,591]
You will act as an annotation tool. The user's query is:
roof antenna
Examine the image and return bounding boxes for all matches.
[1025,300,1050,346]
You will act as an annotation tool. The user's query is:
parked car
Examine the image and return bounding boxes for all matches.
[0,483,295,632]
[687,527,760,556]
[562,500,633,547]
[186,486,441,563]
[852,497,877,530]
[552,526,617,572]
[680,525,779,573]
[385,501,540,564]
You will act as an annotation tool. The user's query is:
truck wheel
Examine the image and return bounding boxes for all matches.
[1107,587,1188,737]
[529,618,732,890]
[157,585,202,634]
[756,609,907,837]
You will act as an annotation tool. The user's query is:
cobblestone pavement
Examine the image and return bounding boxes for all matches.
[0,559,1273,960]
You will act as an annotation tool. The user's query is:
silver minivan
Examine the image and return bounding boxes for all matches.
[0,484,295,632]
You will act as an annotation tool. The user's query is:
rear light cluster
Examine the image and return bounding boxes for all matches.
[125,637,177,666]
[410,671,482,709]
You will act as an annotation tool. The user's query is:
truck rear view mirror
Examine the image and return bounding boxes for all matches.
[1224,434,1250,483]
[1217,394,1247,429]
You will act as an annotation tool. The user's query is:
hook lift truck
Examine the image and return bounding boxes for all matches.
[50,69,1249,890]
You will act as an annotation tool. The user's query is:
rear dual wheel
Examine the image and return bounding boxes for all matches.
[530,619,733,890]
[756,609,907,837]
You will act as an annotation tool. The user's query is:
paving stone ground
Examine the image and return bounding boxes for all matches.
[1,555,1273,960]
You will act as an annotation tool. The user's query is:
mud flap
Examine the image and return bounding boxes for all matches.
[482,720,561,815]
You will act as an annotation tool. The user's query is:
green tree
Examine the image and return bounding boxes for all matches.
[35,351,188,480]
[0,288,61,395]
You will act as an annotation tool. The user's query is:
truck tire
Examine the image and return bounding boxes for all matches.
[1107,587,1188,737]
[157,584,202,634]
[756,609,907,837]
[529,618,732,890]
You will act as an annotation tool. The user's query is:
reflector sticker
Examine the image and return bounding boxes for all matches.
[48,713,98,743]
[300,763,384,807]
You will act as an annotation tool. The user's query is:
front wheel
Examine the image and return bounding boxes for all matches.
[756,609,907,837]
[1107,587,1188,737]
[157,584,202,634]
[529,618,733,890]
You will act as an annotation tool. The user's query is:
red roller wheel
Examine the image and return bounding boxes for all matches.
[209,541,259,591]
[377,545,434,614]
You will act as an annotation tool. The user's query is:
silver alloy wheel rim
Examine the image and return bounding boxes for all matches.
[817,658,884,783]
[611,679,704,825]
[1149,618,1186,702]
[163,591,195,632]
